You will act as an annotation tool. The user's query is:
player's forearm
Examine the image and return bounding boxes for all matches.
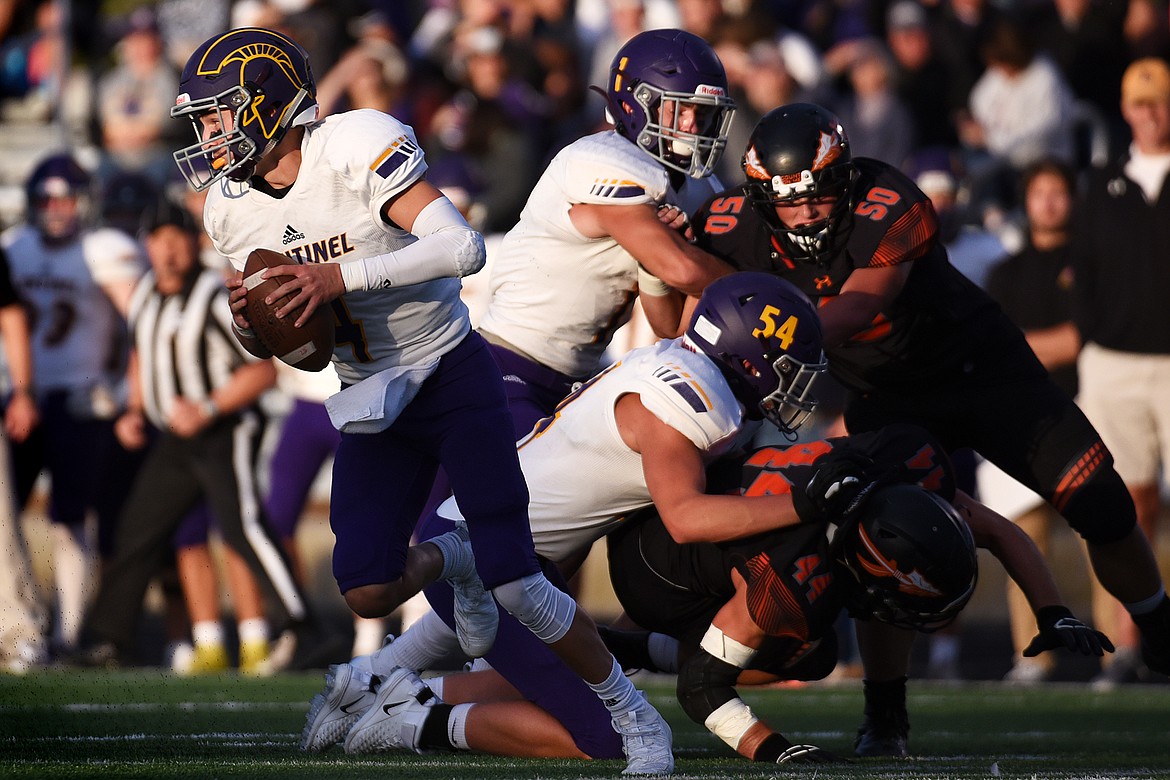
[210,360,278,414]
[959,493,1064,611]
[0,304,34,393]
[339,197,485,291]
[660,493,800,544]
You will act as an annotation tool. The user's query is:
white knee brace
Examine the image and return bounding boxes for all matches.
[491,572,576,644]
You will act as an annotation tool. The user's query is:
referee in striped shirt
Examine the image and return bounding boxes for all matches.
[79,197,308,667]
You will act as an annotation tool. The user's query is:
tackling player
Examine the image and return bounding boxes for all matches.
[300,271,829,759]
[690,103,1170,753]
[170,27,673,774]
[603,425,1111,762]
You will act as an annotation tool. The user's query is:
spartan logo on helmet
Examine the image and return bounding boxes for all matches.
[171,27,318,191]
[684,271,827,438]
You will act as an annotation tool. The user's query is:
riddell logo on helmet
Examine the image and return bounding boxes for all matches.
[695,84,726,97]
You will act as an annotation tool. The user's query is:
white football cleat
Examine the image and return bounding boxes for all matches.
[613,692,674,775]
[343,666,438,755]
[300,663,376,752]
[430,523,498,658]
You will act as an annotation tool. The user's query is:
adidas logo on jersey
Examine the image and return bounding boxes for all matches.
[282,225,306,245]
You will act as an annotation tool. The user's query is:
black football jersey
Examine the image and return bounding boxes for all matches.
[694,158,1004,393]
[608,424,956,654]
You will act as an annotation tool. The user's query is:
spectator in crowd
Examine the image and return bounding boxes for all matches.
[979,158,1083,684]
[425,24,548,232]
[0,0,64,122]
[2,152,143,657]
[1072,57,1170,686]
[905,146,1007,289]
[76,196,306,672]
[1024,0,1129,147]
[930,0,1004,114]
[712,17,829,185]
[181,27,674,773]
[0,242,43,673]
[691,103,1170,752]
[829,37,915,167]
[314,14,409,118]
[884,0,961,149]
[960,16,1078,219]
[95,7,180,188]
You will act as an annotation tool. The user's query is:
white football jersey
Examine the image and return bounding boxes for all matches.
[2,225,144,392]
[203,109,470,386]
[477,130,722,378]
[441,338,744,563]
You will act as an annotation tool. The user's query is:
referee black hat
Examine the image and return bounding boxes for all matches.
[139,196,197,238]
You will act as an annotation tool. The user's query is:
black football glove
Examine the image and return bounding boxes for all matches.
[1024,605,1115,657]
[793,450,900,525]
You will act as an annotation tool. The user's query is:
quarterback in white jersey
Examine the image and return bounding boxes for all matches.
[203,109,471,387]
[174,28,680,773]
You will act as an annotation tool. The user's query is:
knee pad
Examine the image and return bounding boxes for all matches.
[676,645,743,726]
[1056,458,1137,545]
[491,572,576,643]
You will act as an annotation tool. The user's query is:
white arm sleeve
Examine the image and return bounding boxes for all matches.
[339,195,486,292]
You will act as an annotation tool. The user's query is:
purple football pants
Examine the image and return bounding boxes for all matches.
[418,511,623,760]
[330,331,540,592]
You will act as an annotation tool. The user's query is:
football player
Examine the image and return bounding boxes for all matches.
[475,27,738,437]
[2,153,145,655]
[690,103,1170,752]
[170,27,672,774]
[300,271,829,759]
[603,425,1111,762]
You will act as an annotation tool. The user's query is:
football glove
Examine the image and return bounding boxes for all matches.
[1023,605,1115,657]
[793,450,899,525]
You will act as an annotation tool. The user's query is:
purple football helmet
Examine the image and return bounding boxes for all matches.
[25,153,91,243]
[602,28,735,179]
[838,484,978,632]
[685,272,826,436]
[171,27,318,190]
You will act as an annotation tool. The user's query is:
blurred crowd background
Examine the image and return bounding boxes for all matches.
[1,0,1169,682]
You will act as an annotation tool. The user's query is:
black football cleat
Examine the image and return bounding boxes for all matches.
[854,709,909,758]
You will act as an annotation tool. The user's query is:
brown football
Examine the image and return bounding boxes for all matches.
[242,248,334,372]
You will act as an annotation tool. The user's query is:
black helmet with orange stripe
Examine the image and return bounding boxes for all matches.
[836,483,977,632]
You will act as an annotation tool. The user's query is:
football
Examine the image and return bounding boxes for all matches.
[241,248,335,372]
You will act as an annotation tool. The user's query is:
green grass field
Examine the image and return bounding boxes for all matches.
[1,670,1167,779]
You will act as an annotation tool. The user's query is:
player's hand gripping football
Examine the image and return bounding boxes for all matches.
[792,450,900,525]
[1024,605,1114,657]
[258,261,346,327]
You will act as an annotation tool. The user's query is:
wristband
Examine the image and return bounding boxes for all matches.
[637,265,673,297]
[200,398,219,419]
